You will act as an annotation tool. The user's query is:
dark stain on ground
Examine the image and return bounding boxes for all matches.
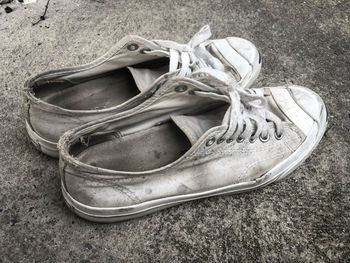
[4,6,13,13]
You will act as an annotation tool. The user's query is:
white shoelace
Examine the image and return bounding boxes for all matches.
[146,25,225,76]
[191,69,284,143]
[146,26,283,142]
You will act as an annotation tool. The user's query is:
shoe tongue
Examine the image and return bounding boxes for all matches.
[171,107,227,145]
[194,68,238,88]
[127,66,168,92]
[209,39,252,81]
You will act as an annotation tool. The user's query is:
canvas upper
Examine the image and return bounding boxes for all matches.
[23,25,261,157]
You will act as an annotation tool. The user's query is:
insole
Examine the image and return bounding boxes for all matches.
[74,122,192,172]
[34,68,140,110]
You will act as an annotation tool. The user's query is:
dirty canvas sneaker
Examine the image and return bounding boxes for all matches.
[23,25,261,157]
[58,69,327,222]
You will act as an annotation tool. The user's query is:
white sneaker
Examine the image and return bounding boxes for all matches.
[58,69,327,222]
[24,25,260,157]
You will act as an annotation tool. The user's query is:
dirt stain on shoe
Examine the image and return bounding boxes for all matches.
[177,184,191,194]
[154,150,161,159]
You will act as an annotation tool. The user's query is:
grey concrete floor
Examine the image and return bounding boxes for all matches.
[0,0,349,262]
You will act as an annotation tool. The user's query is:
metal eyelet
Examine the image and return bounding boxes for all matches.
[274,132,283,140]
[259,133,270,143]
[188,90,195,95]
[127,44,139,51]
[226,138,234,144]
[236,137,244,143]
[249,137,256,143]
[206,137,215,147]
[175,85,188,93]
[140,48,151,54]
[217,138,225,144]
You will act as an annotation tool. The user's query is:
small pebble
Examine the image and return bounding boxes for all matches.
[11,218,19,226]
[84,243,93,250]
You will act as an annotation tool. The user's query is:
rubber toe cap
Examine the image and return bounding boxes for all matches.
[226,37,261,66]
[270,85,326,135]
[288,85,325,123]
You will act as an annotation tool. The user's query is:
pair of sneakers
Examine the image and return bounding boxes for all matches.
[24,26,327,222]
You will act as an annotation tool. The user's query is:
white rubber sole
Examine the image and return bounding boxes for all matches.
[61,104,328,223]
[25,120,59,158]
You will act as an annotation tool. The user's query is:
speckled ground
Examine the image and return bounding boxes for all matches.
[0,0,349,262]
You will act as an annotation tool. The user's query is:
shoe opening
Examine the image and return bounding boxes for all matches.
[32,57,169,111]
[68,105,228,172]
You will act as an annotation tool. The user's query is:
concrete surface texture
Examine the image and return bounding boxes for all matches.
[0,0,349,262]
